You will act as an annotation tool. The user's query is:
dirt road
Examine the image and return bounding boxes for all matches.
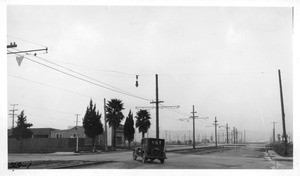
[8,145,292,169]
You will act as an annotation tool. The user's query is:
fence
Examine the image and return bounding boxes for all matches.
[8,138,86,153]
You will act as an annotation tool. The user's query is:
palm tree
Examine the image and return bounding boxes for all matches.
[106,99,124,149]
[135,109,151,139]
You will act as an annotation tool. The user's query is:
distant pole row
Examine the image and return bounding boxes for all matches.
[9,104,18,129]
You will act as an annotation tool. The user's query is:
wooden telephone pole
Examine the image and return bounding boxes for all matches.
[9,104,18,129]
[226,123,230,144]
[191,105,197,149]
[219,123,230,144]
[136,74,178,139]
[213,117,218,147]
[233,127,236,144]
[181,106,208,149]
[104,98,108,151]
[74,114,81,152]
[74,114,81,127]
[271,122,277,144]
[150,74,163,139]
[278,69,288,155]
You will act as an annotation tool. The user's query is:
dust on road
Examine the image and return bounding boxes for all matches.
[77,146,277,169]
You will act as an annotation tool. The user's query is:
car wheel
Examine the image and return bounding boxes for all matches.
[133,152,137,160]
[160,159,164,164]
[142,154,146,163]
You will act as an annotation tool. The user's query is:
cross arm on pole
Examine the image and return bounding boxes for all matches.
[150,100,164,104]
[135,106,155,109]
[7,42,17,48]
[178,118,190,122]
[160,105,180,109]
[193,116,209,120]
[7,48,48,55]
[136,105,179,110]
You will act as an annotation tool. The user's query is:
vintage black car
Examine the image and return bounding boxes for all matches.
[133,138,167,163]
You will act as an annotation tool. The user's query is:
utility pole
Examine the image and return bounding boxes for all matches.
[74,113,81,152]
[75,114,81,127]
[219,124,229,144]
[236,128,238,144]
[9,104,18,129]
[150,74,181,139]
[213,117,218,147]
[137,66,179,137]
[191,105,198,149]
[278,69,288,155]
[244,130,246,144]
[233,127,236,144]
[154,74,161,139]
[180,106,208,149]
[240,132,243,144]
[271,122,277,144]
[104,98,108,151]
[226,123,230,144]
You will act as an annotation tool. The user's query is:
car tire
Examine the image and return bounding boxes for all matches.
[160,159,164,164]
[142,154,146,163]
[133,152,137,160]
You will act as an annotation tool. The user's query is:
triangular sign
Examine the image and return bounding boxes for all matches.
[16,56,24,66]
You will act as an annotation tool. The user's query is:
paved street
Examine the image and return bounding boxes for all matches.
[8,144,292,169]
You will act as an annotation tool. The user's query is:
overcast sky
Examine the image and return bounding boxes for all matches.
[6,5,293,141]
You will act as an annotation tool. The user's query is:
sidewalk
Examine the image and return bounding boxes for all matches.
[267,150,293,162]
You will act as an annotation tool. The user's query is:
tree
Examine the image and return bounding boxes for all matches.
[135,109,151,139]
[82,99,104,152]
[12,110,33,152]
[106,99,124,149]
[124,110,135,149]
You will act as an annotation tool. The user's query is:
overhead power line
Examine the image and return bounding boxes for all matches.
[20,104,76,115]
[8,75,139,111]
[158,71,275,77]
[168,108,190,117]
[37,60,140,77]
[9,47,131,94]
[8,51,152,102]
[8,74,102,101]
[34,55,131,94]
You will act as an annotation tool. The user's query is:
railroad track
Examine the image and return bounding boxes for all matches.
[168,145,241,155]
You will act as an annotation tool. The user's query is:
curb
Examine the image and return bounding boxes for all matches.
[267,150,293,162]
[55,161,114,169]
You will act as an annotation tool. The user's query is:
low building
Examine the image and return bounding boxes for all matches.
[106,124,125,146]
[50,126,85,138]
